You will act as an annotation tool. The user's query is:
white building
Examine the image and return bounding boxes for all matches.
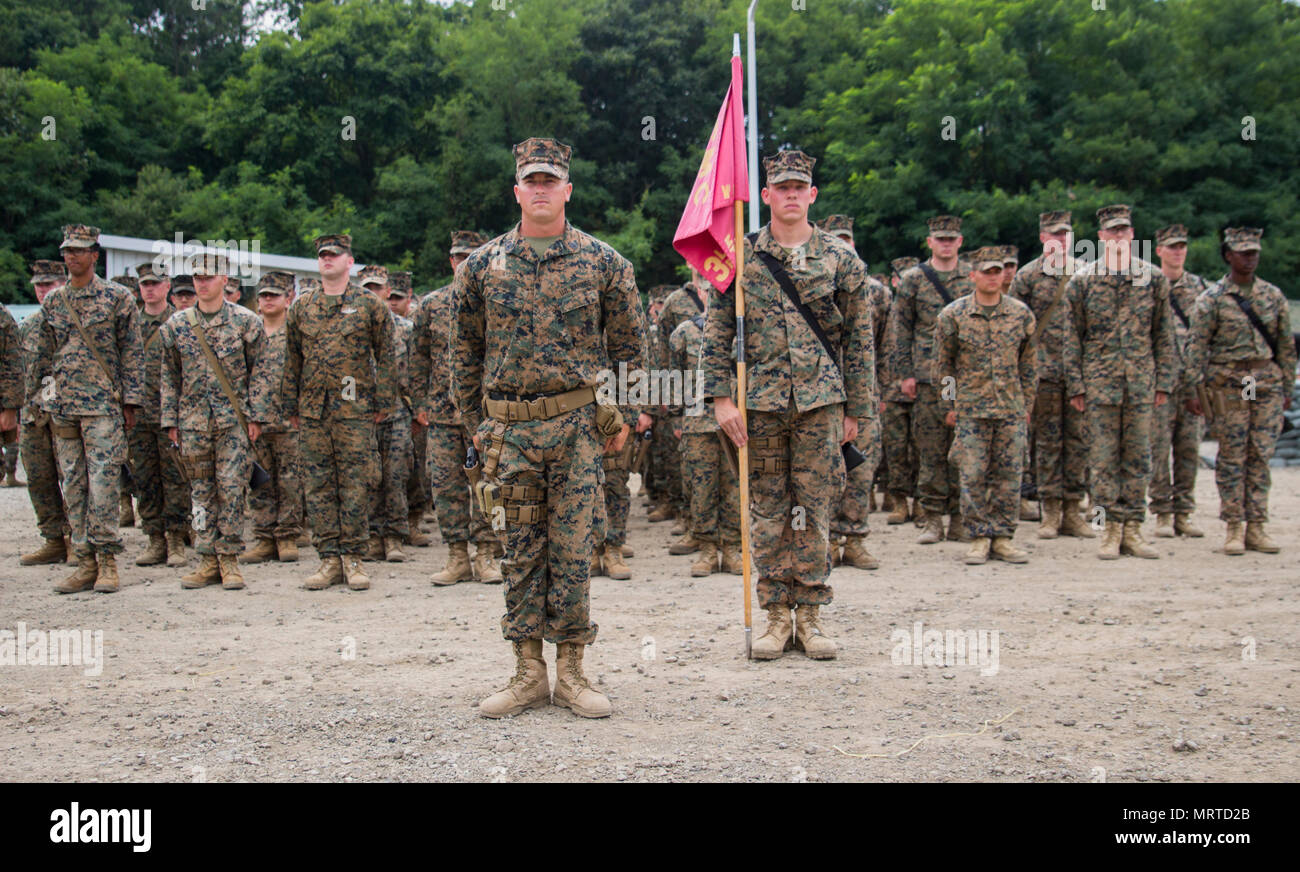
[99,234,367,291]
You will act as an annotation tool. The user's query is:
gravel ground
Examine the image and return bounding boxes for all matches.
[1,469,1296,783]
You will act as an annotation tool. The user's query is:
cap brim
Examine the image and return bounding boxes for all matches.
[1042,223,1072,233]
[1100,219,1132,230]
[139,276,166,285]
[766,171,812,185]
[31,274,61,283]
[1228,242,1261,252]
[317,246,348,255]
[1158,236,1188,246]
[929,231,961,239]
[359,278,386,287]
[517,163,566,181]
[171,288,196,295]
[449,246,475,256]
[388,291,410,299]
[976,260,1004,271]
[60,241,96,250]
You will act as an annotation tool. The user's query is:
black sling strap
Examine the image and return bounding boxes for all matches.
[1228,291,1279,360]
[1168,292,1189,330]
[687,287,705,313]
[918,262,954,306]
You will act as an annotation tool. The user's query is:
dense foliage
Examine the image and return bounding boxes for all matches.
[2,0,1296,301]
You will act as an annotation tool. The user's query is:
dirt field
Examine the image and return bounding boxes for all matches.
[1,469,1297,783]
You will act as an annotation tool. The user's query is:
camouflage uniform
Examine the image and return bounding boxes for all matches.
[392,272,431,525]
[129,292,189,541]
[160,300,273,555]
[831,271,890,542]
[412,282,494,548]
[20,301,69,541]
[670,316,739,547]
[453,213,646,644]
[1063,208,1176,525]
[369,307,414,542]
[1010,244,1089,504]
[1149,225,1207,517]
[248,274,302,543]
[1,304,22,479]
[701,220,874,607]
[1186,230,1295,524]
[654,284,701,517]
[36,229,144,558]
[643,285,677,506]
[937,262,1038,539]
[881,257,919,502]
[887,220,973,519]
[284,248,398,558]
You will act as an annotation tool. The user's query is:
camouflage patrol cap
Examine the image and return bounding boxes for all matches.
[29,260,67,283]
[450,230,487,256]
[189,252,229,277]
[819,215,854,238]
[60,224,100,250]
[136,262,167,284]
[890,256,919,276]
[927,215,962,239]
[225,276,241,292]
[1039,210,1072,233]
[357,264,389,287]
[388,271,412,297]
[514,137,571,181]
[255,271,295,295]
[972,246,1005,271]
[1155,224,1189,246]
[1001,245,1019,265]
[299,277,321,293]
[1223,227,1262,252]
[170,275,196,295]
[649,284,677,302]
[112,275,139,293]
[1096,204,1132,230]
[314,234,352,256]
[763,150,815,185]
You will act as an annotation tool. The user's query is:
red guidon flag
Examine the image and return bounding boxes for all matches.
[672,55,749,292]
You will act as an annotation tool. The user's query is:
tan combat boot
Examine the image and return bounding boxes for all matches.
[4,470,21,487]
[1098,520,1122,560]
[668,533,701,555]
[553,642,611,718]
[1244,522,1279,554]
[135,533,167,566]
[793,604,837,660]
[1154,513,1175,538]
[886,495,910,525]
[602,545,631,580]
[621,544,634,558]
[118,494,135,527]
[751,604,794,660]
[670,516,687,537]
[1223,522,1246,556]
[947,515,971,542]
[1174,513,1204,538]
[406,510,430,546]
[431,542,473,585]
[719,541,743,574]
[646,501,675,523]
[181,554,221,588]
[1121,521,1159,559]
[965,537,991,565]
[218,554,245,590]
[479,640,550,718]
[363,534,385,562]
[1019,498,1041,521]
[589,549,603,578]
[342,554,370,590]
[384,536,406,562]
[296,529,311,547]
[916,515,944,545]
[276,536,298,562]
[840,536,880,570]
[240,537,277,564]
[473,543,503,583]
[991,537,1029,563]
[303,556,344,589]
[690,541,718,577]
[55,554,98,593]
[1060,499,1097,538]
[868,490,878,512]
[881,492,895,513]
[21,537,67,566]
[93,552,119,593]
[165,531,188,567]
[1038,498,1062,539]
[913,504,928,528]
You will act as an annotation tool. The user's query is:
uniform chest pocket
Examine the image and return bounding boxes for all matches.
[798,281,844,337]
[559,283,601,336]
[1083,287,1117,334]
[1124,286,1155,330]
